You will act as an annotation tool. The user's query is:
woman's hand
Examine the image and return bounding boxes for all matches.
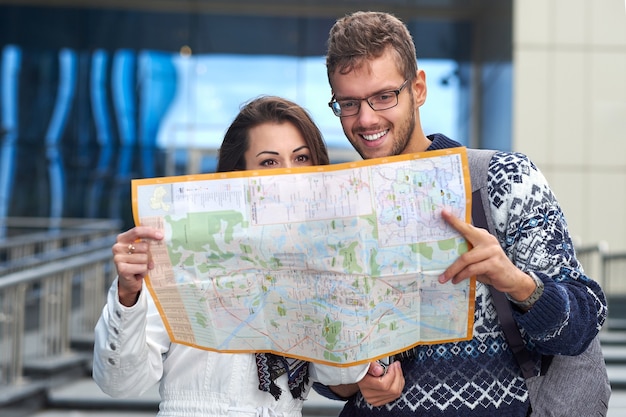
[112,226,164,306]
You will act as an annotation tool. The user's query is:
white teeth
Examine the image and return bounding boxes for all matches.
[362,131,387,141]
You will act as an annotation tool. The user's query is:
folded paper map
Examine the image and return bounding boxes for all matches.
[132,147,475,366]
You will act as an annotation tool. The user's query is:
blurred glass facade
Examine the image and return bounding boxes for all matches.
[0,2,512,230]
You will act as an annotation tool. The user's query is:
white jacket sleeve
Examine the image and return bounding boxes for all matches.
[92,279,170,397]
[309,362,369,386]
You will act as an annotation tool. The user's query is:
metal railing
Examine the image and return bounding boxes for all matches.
[0,218,119,401]
[576,241,610,290]
[603,252,626,296]
[0,217,120,276]
[573,242,626,330]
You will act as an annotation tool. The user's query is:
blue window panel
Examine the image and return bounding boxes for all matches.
[0,45,21,237]
[44,48,77,223]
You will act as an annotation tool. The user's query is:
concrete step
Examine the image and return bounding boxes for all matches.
[600,330,626,345]
[608,364,626,390]
[604,345,626,365]
[45,378,159,412]
[36,377,343,417]
[607,318,626,332]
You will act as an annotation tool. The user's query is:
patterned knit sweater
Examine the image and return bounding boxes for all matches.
[313,134,607,416]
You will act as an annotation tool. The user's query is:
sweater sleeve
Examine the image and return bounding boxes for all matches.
[488,152,607,355]
[92,279,171,397]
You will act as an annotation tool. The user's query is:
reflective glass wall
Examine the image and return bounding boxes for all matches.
[0,3,512,230]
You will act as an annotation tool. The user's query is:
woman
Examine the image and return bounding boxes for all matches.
[93,96,368,417]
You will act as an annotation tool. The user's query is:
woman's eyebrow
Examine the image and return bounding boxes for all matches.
[255,150,279,157]
[292,145,310,153]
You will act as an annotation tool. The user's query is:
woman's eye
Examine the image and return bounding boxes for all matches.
[296,155,310,163]
[260,159,277,167]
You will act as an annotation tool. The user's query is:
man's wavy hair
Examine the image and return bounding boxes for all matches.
[326,11,418,86]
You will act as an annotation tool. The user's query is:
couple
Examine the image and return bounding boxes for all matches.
[93,11,608,417]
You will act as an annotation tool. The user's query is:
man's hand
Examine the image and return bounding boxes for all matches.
[438,209,537,302]
[328,361,404,406]
[358,361,404,407]
[112,226,164,306]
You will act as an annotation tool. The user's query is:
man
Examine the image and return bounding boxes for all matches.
[314,11,607,416]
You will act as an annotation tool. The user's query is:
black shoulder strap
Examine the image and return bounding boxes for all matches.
[471,189,537,379]
[467,148,552,379]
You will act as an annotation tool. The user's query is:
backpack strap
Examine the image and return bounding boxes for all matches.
[467,148,542,380]
[472,189,536,379]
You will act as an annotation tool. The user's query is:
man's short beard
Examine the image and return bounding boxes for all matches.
[391,96,417,156]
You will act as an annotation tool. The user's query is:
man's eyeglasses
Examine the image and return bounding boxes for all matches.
[328,80,409,118]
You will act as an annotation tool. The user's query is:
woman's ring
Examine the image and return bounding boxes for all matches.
[127,243,136,255]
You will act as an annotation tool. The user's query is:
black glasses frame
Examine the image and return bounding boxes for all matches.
[328,80,409,117]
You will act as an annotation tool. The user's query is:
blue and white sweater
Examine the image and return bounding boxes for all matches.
[313,134,607,416]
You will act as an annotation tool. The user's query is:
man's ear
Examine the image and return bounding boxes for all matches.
[413,69,427,107]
